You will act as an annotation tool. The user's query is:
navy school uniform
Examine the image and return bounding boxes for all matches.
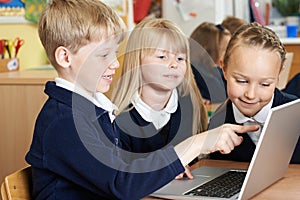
[191,64,227,103]
[25,81,184,200]
[115,94,200,166]
[118,106,182,153]
[208,88,300,164]
[116,97,193,154]
[282,72,300,98]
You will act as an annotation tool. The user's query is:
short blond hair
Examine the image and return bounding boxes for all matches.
[38,0,125,68]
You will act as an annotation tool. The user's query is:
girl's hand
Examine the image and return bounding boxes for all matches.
[203,99,211,105]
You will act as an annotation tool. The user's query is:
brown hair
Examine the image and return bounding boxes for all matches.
[190,22,231,65]
[221,16,247,35]
[223,22,286,70]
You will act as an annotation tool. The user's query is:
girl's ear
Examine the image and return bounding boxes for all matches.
[55,46,71,69]
[219,59,224,69]
[220,60,228,81]
[279,64,286,74]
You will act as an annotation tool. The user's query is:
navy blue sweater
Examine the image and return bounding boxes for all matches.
[25,81,184,200]
[283,72,300,98]
[208,89,300,164]
[117,100,192,154]
[191,64,227,103]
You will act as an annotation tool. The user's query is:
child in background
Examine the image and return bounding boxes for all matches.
[112,18,208,178]
[25,1,260,199]
[209,22,300,164]
[190,22,231,104]
[221,15,248,35]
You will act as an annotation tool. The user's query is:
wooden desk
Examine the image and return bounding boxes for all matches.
[0,70,57,183]
[143,159,300,200]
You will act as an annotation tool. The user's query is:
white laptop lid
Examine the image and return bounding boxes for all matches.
[152,99,300,200]
[239,98,300,199]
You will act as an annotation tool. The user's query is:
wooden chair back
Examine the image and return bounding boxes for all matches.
[1,166,32,200]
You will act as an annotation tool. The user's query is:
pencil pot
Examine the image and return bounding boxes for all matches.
[0,58,19,72]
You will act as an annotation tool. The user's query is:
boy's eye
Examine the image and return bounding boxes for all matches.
[97,51,109,58]
[100,54,109,58]
[99,51,117,59]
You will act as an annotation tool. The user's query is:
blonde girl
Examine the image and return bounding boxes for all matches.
[113,18,207,137]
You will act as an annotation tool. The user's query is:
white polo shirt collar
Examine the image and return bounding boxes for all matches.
[131,89,178,130]
[233,95,274,144]
[55,77,117,122]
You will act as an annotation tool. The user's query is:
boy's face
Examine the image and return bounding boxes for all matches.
[141,49,187,93]
[72,38,120,93]
[223,46,281,117]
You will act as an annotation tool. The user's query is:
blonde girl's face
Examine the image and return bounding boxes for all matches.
[223,46,281,117]
[141,48,187,92]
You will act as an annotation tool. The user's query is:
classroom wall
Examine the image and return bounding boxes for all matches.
[0,21,49,70]
[162,0,235,36]
[0,0,134,71]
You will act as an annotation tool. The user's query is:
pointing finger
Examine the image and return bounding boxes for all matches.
[231,124,259,134]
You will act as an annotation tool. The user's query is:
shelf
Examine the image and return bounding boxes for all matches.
[0,16,32,24]
[280,37,300,45]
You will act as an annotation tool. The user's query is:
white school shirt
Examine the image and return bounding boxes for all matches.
[55,78,117,122]
[233,95,274,145]
[131,89,178,130]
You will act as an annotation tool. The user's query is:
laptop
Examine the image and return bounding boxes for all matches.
[152,99,300,200]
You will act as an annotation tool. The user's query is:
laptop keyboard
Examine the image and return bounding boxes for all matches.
[184,170,247,198]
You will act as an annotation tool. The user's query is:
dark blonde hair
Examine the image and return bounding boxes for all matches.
[221,16,248,35]
[190,22,231,65]
[38,0,125,68]
[223,22,286,70]
[112,17,208,134]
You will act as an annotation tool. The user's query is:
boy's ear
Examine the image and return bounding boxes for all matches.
[55,46,71,69]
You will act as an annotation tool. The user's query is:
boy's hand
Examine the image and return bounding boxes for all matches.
[209,124,259,154]
[174,124,259,167]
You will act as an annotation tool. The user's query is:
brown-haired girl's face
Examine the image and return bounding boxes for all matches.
[223,46,281,117]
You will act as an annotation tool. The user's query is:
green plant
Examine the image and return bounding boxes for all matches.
[272,0,300,16]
